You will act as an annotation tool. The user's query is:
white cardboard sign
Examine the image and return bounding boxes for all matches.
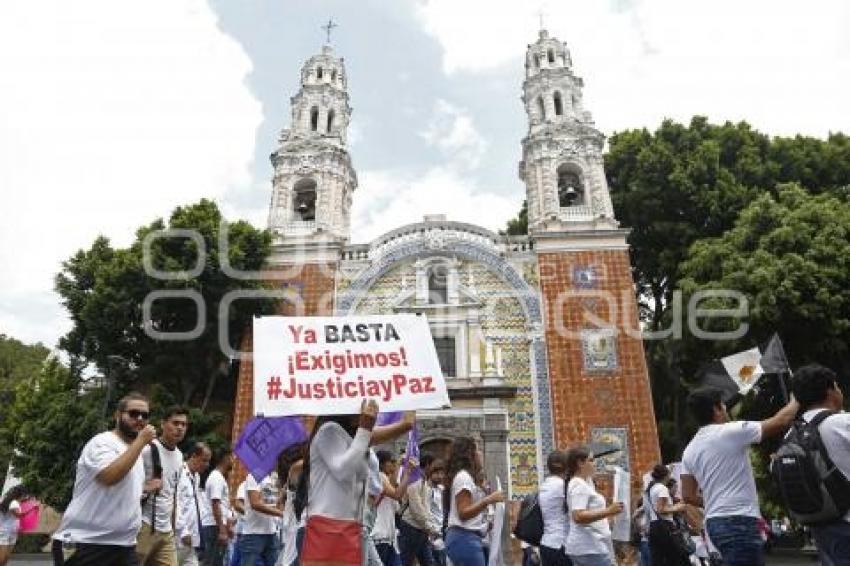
[253,314,450,416]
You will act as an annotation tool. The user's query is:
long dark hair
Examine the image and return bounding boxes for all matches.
[443,437,480,519]
[565,445,590,483]
[0,485,28,514]
[293,414,359,521]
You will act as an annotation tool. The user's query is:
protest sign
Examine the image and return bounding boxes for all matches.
[611,465,631,542]
[253,314,450,416]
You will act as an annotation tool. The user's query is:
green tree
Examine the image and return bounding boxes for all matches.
[0,335,50,487]
[56,199,273,408]
[0,358,102,511]
[679,184,850,377]
[503,200,528,235]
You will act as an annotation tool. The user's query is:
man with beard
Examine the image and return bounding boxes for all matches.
[138,406,190,566]
[52,392,157,566]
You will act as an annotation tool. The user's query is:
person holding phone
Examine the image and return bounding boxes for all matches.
[564,447,623,566]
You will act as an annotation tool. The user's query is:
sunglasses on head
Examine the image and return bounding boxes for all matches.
[124,409,150,420]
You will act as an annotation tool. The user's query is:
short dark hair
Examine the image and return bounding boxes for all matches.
[419,453,435,470]
[687,388,724,426]
[162,405,189,421]
[187,441,210,458]
[791,364,840,410]
[116,391,149,412]
[547,449,569,475]
[376,449,396,468]
[650,463,670,482]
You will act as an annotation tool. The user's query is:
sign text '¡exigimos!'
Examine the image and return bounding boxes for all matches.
[273,321,437,402]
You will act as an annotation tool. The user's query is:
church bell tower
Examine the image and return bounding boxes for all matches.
[521,29,661,482]
[267,39,357,261]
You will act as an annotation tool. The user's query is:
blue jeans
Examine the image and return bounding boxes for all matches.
[705,516,764,566]
[812,520,850,565]
[238,534,278,566]
[398,521,435,566]
[567,554,613,566]
[638,540,651,566]
[201,525,228,566]
[444,527,485,566]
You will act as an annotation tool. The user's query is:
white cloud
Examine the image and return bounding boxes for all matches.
[0,0,262,346]
[414,0,850,138]
[350,167,521,243]
[420,99,488,170]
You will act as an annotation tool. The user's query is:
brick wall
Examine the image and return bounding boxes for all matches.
[230,262,337,481]
[537,249,661,491]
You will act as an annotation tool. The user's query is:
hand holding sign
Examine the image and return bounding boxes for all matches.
[360,399,379,431]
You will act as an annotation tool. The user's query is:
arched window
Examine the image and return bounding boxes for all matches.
[317,66,323,80]
[428,265,448,304]
[554,92,563,116]
[547,49,555,63]
[536,96,545,121]
[533,54,541,68]
[331,69,337,82]
[326,110,335,133]
[310,107,319,131]
[557,164,584,207]
[293,178,317,221]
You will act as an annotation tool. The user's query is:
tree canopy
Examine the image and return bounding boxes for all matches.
[55,199,273,408]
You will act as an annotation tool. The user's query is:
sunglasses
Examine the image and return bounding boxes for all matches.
[124,409,150,420]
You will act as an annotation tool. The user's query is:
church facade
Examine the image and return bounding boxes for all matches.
[232,30,660,498]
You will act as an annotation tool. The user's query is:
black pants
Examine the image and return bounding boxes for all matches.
[398,520,436,566]
[52,540,138,566]
[648,520,691,566]
[540,545,573,566]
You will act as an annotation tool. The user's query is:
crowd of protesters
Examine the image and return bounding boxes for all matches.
[0,361,846,565]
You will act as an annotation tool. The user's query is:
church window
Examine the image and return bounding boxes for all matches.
[533,54,540,68]
[554,92,563,116]
[327,110,335,133]
[557,164,584,206]
[317,66,323,79]
[536,97,545,121]
[428,265,449,304]
[331,69,337,82]
[432,336,456,377]
[547,49,555,63]
[310,107,319,131]
[293,178,317,221]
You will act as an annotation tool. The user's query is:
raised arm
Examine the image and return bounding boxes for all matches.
[96,426,156,486]
[318,400,378,483]
[760,397,800,440]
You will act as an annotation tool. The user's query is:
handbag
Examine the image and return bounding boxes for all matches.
[301,476,367,566]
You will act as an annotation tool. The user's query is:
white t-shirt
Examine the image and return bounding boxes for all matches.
[371,472,399,543]
[243,473,281,535]
[306,423,371,522]
[539,475,568,550]
[448,470,484,530]
[565,477,612,557]
[175,466,202,547]
[803,409,850,522]
[202,469,231,527]
[0,500,20,535]
[681,420,762,519]
[53,431,145,546]
[645,483,674,523]
[141,440,184,533]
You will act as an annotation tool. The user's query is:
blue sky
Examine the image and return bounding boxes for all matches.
[1,0,848,348]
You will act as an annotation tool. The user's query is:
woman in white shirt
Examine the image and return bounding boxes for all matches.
[645,465,690,566]
[295,400,377,565]
[564,447,623,566]
[443,437,504,566]
[0,485,32,566]
[539,450,571,566]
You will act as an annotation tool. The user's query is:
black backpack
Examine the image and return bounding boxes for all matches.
[771,410,850,525]
[513,491,544,546]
